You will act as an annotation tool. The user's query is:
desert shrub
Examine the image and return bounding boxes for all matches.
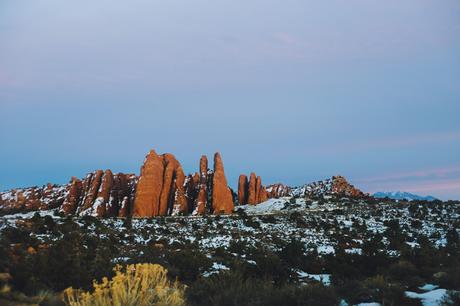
[362,275,408,306]
[438,266,460,290]
[166,248,212,283]
[441,290,460,306]
[64,263,185,306]
[387,260,422,287]
[186,271,339,306]
[247,248,291,284]
[278,238,307,269]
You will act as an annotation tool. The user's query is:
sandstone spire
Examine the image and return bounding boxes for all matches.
[132,150,165,217]
[211,152,234,214]
[238,174,248,205]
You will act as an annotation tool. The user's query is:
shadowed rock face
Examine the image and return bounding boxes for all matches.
[238,175,248,205]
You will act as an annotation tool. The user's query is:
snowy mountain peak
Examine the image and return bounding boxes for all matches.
[373,191,438,201]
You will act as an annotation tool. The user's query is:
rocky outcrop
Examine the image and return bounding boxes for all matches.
[131,150,234,217]
[61,177,82,214]
[0,149,285,217]
[132,150,187,217]
[266,183,292,198]
[291,175,365,199]
[132,150,165,217]
[186,153,235,215]
[238,175,248,205]
[247,173,257,205]
[0,184,67,213]
[238,172,268,205]
[212,153,234,214]
[331,175,364,197]
[171,166,188,215]
[60,170,136,217]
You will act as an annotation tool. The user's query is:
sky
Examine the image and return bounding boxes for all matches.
[1,0,460,200]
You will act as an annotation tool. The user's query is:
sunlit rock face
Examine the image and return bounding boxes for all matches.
[237,172,268,205]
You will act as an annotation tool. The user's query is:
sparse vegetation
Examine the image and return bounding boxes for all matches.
[0,198,458,305]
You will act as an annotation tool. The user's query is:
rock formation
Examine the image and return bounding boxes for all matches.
[238,175,248,205]
[0,150,367,218]
[132,150,189,217]
[61,177,82,214]
[211,153,234,214]
[59,170,137,217]
[331,175,364,197]
[266,183,292,198]
[247,173,257,205]
[238,172,268,205]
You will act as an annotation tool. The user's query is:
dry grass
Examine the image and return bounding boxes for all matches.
[64,263,185,306]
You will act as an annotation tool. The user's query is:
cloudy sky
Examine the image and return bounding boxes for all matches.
[1,0,459,199]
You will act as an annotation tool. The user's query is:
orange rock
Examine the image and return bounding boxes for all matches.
[132,150,165,217]
[159,154,181,216]
[255,176,262,201]
[258,186,268,203]
[266,183,291,198]
[94,170,114,217]
[238,175,248,205]
[194,185,207,215]
[248,173,257,205]
[172,166,188,215]
[200,155,208,184]
[61,177,82,214]
[331,175,364,197]
[211,152,234,214]
[80,170,104,212]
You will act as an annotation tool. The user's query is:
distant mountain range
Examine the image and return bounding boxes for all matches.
[373,191,438,201]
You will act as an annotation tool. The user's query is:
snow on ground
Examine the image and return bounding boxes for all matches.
[203,262,230,277]
[297,270,331,286]
[419,284,439,291]
[317,245,335,254]
[238,198,289,214]
[405,289,447,306]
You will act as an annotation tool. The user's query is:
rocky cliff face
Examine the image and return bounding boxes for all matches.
[211,153,234,214]
[129,150,235,217]
[266,183,292,198]
[60,171,137,217]
[237,172,268,205]
[0,184,68,213]
[330,175,365,197]
[131,150,187,217]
